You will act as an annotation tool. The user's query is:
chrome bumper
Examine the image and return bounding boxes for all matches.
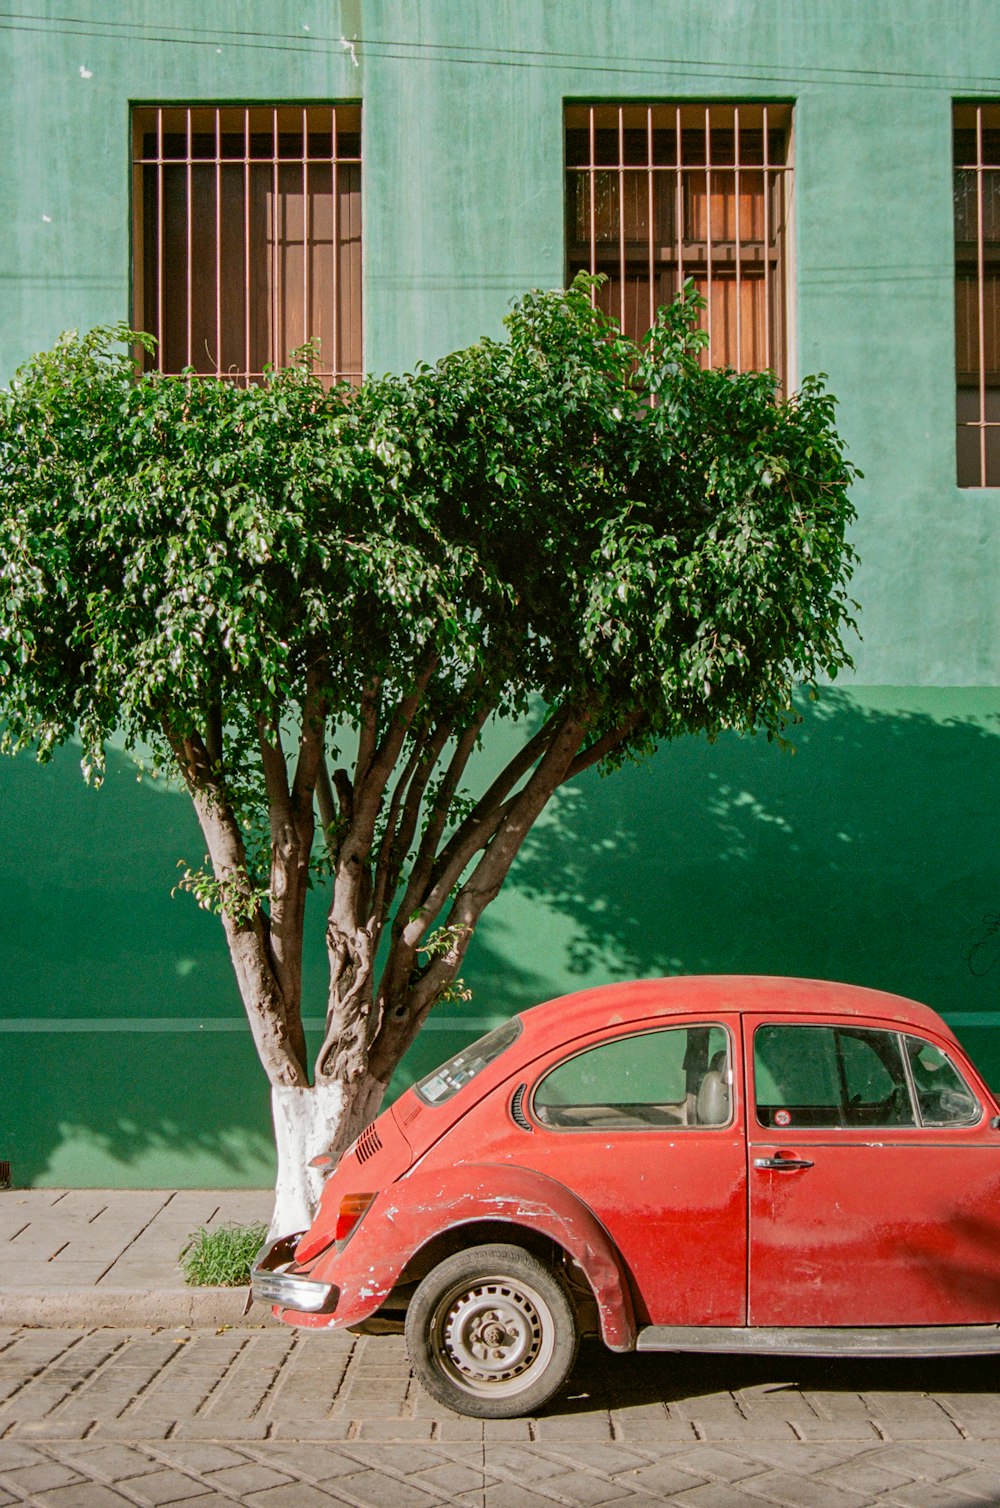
[250,1232,339,1315]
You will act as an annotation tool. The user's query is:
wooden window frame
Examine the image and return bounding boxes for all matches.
[955,102,1000,486]
[131,103,362,387]
[565,101,794,391]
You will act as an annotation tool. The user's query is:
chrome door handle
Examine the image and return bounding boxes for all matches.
[753,1155,814,1171]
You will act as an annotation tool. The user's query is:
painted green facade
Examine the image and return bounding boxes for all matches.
[3,2,1000,1186]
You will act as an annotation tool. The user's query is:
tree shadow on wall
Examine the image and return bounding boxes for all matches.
[7,689,1000,1186]
[501,689,1000,1078]
[0,742,339,1188]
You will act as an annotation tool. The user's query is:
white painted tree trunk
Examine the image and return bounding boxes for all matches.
[269,1082,351,1238]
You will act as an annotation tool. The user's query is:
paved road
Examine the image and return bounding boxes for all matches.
[2,1327,1000,1505]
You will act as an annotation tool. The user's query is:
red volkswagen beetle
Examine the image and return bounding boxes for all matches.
[253,977,1000,1417]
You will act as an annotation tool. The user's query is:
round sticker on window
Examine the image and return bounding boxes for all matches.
[774,1109,792,1127]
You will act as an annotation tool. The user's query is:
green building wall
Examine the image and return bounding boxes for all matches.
[3,1,1000,1186]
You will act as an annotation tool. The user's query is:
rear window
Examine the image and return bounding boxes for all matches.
[414,1018,523,1106]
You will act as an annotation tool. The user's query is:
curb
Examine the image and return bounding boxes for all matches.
[1,1287,281,1329]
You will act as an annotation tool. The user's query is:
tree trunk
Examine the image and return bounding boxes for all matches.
[270,1083,350,1237]
[269,1073,390,1236]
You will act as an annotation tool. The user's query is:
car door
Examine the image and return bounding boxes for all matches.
[744,1014,1000,1326]
[511,1017,748,1327]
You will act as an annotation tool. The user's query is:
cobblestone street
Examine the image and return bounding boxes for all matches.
[2,1328,1000,1505]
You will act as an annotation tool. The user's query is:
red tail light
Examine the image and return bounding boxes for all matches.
[335,1192,376,1242]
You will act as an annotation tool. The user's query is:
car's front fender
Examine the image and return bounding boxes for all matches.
[278,1161,637,1351]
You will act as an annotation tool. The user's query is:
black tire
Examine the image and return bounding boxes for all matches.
[404,1243,579,1418]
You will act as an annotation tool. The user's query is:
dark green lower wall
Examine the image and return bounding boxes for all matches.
[3,684,1000,1187]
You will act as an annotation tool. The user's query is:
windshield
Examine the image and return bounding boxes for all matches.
[414,1018,523,1106]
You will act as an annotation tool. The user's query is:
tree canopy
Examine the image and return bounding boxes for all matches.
[0,278,859,1215]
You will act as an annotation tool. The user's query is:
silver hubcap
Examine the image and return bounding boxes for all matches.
[434,1275,556,1396]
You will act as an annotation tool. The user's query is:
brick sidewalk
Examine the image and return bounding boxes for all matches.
[0,1190,273,1327]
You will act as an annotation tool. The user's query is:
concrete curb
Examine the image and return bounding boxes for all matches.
[0,1287,281,1329]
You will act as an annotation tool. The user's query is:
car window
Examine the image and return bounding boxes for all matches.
[532,1024,731,1130]
[414,1018,522,1105]
[754,1025,916,1129]
[904,1037,980,1126]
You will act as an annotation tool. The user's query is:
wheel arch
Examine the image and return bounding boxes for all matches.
[385,1163,637,1352]
[394,1218,598,1332]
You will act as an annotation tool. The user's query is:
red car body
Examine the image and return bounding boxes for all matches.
[253,977,1000,1416]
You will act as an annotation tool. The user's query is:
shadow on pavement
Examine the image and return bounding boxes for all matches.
[554,1336,997,1412]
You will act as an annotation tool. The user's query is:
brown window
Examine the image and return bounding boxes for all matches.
[955,104,1000,486]
[132,105,362,387]
[565,103,793,388]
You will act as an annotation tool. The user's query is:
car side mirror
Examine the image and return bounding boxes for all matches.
[990,1116,1000,1130]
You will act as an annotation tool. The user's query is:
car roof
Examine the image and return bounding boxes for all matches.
[516,975,955,1054]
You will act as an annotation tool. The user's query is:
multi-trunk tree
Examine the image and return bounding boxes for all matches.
[0,280,858,1230]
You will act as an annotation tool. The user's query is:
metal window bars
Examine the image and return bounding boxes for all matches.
[565,102,793,390]
[955,103,1000,486]
[132,104,362,388]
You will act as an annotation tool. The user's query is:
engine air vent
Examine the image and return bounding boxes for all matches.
[510,1084,532,1132]
[355,1125,383,1164]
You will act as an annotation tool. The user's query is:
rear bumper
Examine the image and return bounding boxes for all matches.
[250,1232,340,1315]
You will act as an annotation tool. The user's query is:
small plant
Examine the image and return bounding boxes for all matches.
[179,1221,268,1287]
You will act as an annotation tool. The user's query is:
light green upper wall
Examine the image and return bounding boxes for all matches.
[3,0,1000,676]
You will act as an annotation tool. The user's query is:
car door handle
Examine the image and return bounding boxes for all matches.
[753,1155,814,1171]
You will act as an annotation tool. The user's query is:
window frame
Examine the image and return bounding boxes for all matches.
[902,1033,983,1129]
[752,1021,983,1132]
[130,101,363,388]
[954,100,1000,487]
[528,1020,734,1133]
[414,1018,524,1108]
[564,99,795,390]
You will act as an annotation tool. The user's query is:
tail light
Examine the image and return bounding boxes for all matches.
[335,1192,376,1243]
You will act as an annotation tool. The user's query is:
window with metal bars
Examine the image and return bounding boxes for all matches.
[565,103,793,389]
[132,104,362,387]
[955,103,1000,486]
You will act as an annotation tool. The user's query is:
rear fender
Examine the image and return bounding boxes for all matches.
[295,1162,636,1350]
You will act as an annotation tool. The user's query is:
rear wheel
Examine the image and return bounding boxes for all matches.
[404,1243,579,1418]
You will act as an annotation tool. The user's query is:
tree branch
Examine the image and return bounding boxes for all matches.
[354,650,440,818]
[164,719,307,1086]
[380,713,567,1009]
[333,768,354,822]
[408,710,588,1016]
[397,715,556,932]
[291,668,328,823]
[370,710,590,1079]
[316,755,338,856]
[562,709,644,781]
[333,651,442,928]
[369,738,427,928]
[406,702,492,906]
[376,717,454,917]
[353,677,381,790]
[204,699,223,770]
[256,714,291,813]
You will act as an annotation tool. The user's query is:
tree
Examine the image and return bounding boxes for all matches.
[0,279,858,1230]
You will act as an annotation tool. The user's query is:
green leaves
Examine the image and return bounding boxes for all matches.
[0,276,858,853]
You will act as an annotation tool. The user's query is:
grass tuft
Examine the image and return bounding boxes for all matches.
[179,1221,268,1287]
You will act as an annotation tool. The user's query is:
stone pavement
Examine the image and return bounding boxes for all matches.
[0,1191,273,1327]
[3,1192,1000,1504]
[3,1329,1000,1505]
